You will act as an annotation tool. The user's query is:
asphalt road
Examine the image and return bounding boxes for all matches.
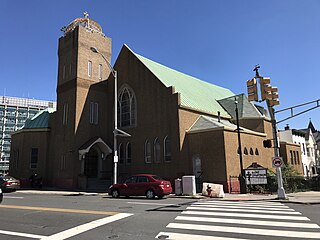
[1,191,320,240]
[0,191,196,240]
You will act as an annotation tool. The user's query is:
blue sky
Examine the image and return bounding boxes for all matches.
[1,0,320,130]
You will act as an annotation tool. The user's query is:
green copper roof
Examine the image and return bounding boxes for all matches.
[23,108,55,129]
[130,47,234,118]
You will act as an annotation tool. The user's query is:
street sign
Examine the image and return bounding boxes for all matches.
[272,157,283,168]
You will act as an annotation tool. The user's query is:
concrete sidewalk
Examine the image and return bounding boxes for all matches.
[13,189,320,204]
[204,191,320,204]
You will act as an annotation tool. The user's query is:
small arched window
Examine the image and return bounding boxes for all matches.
[118,143,124,164]
[144,140,152,163]
[164,136,171,162]
[250,148,254,155]
[255,148,259,155]
[237,147,241,155]
[118,86,136,127]
[244,147,248,155]
[126,142,132,164]
[154,138,161,163]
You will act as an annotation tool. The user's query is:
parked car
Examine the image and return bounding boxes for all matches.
[0,175,20,192]
[108,174,172,199]
[0,188,3,203]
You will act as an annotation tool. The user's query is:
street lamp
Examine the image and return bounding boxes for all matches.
[90,47,130,184]
[235,96,246,194]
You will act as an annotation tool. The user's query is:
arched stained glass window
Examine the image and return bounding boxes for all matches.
[164,136,171,162]
[126,142,132,164]
[145,140,152,163]
[154,138,161,163]
[119,143,124,164]
[118,86,136,127]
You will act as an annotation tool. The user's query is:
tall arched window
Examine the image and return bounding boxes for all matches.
[118,143,124,164]
[154,138,161,163]
[164,136,171,162]
[145,140,151,163]
[126,142,132,164]
[118,86,136,127]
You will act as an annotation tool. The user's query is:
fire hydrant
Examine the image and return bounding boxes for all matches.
[206,184,212,197]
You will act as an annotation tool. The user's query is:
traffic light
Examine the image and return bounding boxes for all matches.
[263,139,272,148]
[246,78,258,101]
[260,77,272,101]
[269,86,280,106]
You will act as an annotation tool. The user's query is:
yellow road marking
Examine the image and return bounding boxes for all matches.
[0,205,118,215]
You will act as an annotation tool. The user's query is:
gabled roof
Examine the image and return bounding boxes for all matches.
[23,108,55,129]
[126,45,234,118]
[218,94,264,120]
[187,115,265,136]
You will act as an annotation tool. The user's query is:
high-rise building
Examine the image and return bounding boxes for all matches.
[0,96,56,173]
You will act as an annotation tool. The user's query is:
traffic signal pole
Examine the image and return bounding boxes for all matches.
[267,103,287,200]
[248,65,287,200]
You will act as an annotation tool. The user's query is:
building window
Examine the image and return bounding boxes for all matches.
[99,64,102,80]
[293,151,297,164]
[154,138,161,163]
[164,136,171,162]
[90,102,99,125]
[255,148,259,155]
[244,148,248,155]
[119,143,124,164]
[61,154,66,170]
[145,140,151,163]
[63,103,68,125]
[88,61,92,77]
[296,151,300,164]
[126,142,132,164]
[290,150,294,165]
[249,148,254,155]
[302,143,306,155]
[118,86,136,127]
[30,148,38,169]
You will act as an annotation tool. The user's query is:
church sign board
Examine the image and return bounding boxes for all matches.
[245,163,267,185]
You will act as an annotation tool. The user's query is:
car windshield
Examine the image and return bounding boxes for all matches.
[152,175,163,181]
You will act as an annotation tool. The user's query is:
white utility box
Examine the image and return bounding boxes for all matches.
[182,175,196,196]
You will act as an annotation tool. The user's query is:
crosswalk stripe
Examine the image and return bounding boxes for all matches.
[194,203,291,211]
[187,206,301,215]
[197,201,288,208]
[175,216,320,229]
[167,223,320,239]
[155,232,250,240]
[182,210,310,220]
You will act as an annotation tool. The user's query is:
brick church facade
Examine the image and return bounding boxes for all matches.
[10,16,280,192]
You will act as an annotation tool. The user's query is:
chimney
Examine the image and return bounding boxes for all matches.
[218,111,221,122]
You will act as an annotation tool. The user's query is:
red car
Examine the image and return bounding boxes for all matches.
[108,174,172,199]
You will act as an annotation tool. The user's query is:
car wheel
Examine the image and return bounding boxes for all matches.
[146,189,155,199]
[111,189,120,198]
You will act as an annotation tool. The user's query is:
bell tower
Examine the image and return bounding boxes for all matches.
[50,13,112,188]
[56,13,112,133]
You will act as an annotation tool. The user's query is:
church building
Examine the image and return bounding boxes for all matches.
[10,15,276,192]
